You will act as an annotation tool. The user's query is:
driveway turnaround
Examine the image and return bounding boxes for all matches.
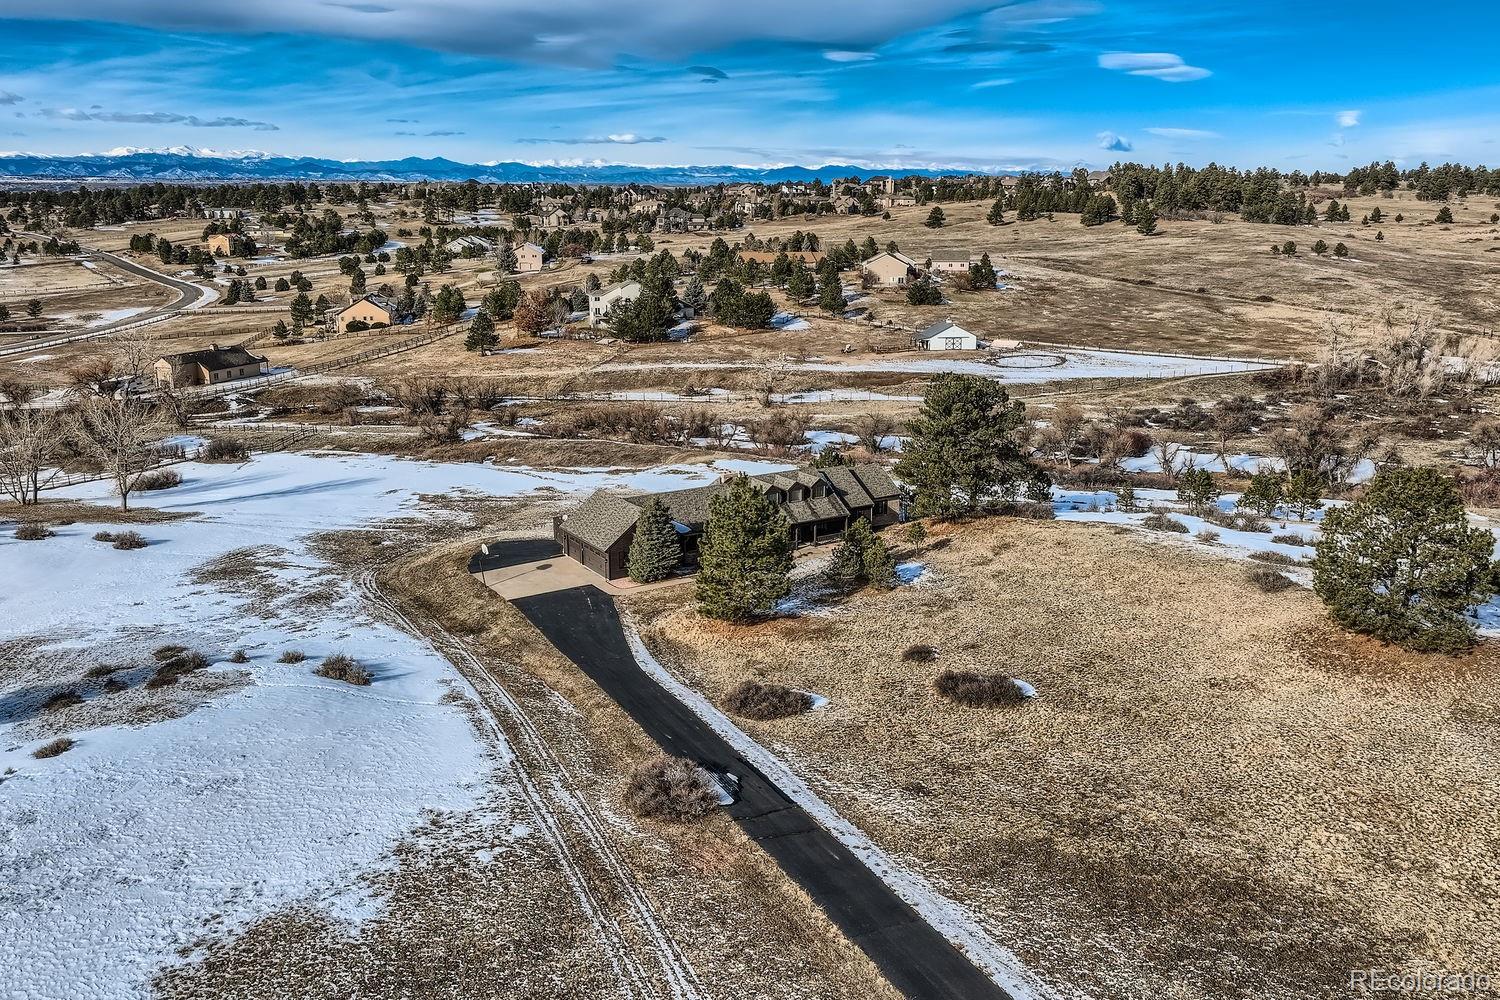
[507,574,1014,1000]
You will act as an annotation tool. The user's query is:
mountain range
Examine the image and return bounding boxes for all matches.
[0,149,992,185]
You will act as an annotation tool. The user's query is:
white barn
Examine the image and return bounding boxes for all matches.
[915,319,979,351]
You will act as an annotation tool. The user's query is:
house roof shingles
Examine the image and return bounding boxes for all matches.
[160,344,266,373]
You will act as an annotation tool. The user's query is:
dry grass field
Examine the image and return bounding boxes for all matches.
[628,517,1500,1000]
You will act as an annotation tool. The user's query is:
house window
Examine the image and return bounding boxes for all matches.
[874,500,888,515]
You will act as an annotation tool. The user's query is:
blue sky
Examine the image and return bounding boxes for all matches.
[1,1,1497,170]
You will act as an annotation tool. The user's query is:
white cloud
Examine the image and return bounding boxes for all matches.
[1097,130,1132,152]
[1337,109,1361,128]
[40,107,279,130]
[1098,51,1211,83]
[517,133,667,145]
[971,78,1015,89]
[823,50,877,62]
[1144,126,1220,139]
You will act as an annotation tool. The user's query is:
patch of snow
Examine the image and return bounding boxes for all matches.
[771,312,810,331]
[895,561,931,585]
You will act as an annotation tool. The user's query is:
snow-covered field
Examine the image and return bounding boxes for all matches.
[597,347,1276,385]
[0,450,771,999]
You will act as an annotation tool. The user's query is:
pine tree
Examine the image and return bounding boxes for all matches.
[895,374,1045,517]
[826,517,870,584]
[986,198,1005,225]
[968,253,997,290]
[925,206,946,228]
[906,278,942,306]
[1238,470,1282,517]
[626,497,682,583]
[1314,467,1494,652]
[1334,242,1349,258]
[1135,202,1158,236]
[864,536,897,590]
[696,477,794,622]
[819,277,846,314]
[1312,239,1329,256]
[465,311,498,351]
[1435,206,1454,224]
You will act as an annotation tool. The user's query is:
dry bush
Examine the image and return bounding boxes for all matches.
[146,650,209,689]
[1248,567,1296,593]
[228,649,250,664]
[33,737,75,759]
[315,652,372,686]
[1195,529,1220,543]
[1142,512,1189,533]
[14,522,54,540]
[1002,501,1057,520]
[1459,470,1500,507]
[1250,550,1299,566]
[43,690,84,712]
[199,437,249,463]
[135,469,182,492]
[153,644,188,661]
[92,530,116,542]
[277,649,307,663]
[746,411,810,454]
[111,530,147,550]
[1270,532,1313,546]
[623,755,720,823]
[723,680,813,720]
[902,643,939,663]
[933,670,1028,707]
[1205,509,1271,533]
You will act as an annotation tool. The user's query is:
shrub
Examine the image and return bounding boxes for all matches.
[902,643,939,663]
[43,690,84,712]
[200,437,250,463]
[933,670,1028,707]
[1205,509,1271,533]
[136,469,182,491]
[14,523,54,540]
[623,755,720,823]
[111,530,147,550]
[152,644,188,661]
[146,651,209,688]
[1141,512,1189,533]
[1195,529,1220,543]
[277,649,307,663]
[33,737,75,759]
[1270,532,1312,546]
[93,530,117,542]
[315,652,372,686]
[723,681,812,720]
[1250,549,1298,565]
[228,649,250,664]
[1248,567,1296,593]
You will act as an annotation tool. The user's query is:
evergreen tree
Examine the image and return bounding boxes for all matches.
[925,206,946,228]
[968,252,997,290]
[1285,470,1325,519]
[1334,242,1349,258]
[1312,239,1329,256]
[626,497,682,583]
[906,278,943,306]
[895,374,1045,517]
[1314,467,1494,652]
[271,319,289,340]
[465,311,498,351]
[1135,202,1158,236]
[787,259,814,301]
[1176,467,1220,509]
[496,241,518,273]
[349,267,367,297]
[696,477,794,622]
[986,198,1005,225]
[819,277,846,314]
[1238,470,1283,517]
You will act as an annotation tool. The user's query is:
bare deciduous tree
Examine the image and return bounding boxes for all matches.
[855,413,897,453]
[68,396,166,511]
[0,407,57,505]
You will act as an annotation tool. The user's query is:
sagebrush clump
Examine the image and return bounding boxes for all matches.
[110,530,147,550]
[146,651,209,689]
[902,643,939,663]
[933,670,1029,707]
[1141,512,1189,534]
[315,652,372,685]
[277,649,307,663]
[623,755,720,823]
[14,523,54,540]
[1248,567,1296,593]
[135,469,182,491]
[723,680,812,720]
[200,437,250,463]
[33,737,75,759]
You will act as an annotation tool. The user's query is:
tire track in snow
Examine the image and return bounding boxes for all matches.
[358,571,705,1000]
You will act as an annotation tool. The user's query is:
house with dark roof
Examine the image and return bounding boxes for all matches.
[553,464,903,580]
[154,343,268,388]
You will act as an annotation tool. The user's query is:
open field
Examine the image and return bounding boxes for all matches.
[628,516,1500,1000]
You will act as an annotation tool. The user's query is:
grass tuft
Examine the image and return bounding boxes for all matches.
[723,680,813,720]
[933,670,1029,707]
[315,652,372,686]
[623,755,720,823]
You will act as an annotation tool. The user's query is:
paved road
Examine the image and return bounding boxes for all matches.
[1,243,211,359]
[498,553,1014,1000]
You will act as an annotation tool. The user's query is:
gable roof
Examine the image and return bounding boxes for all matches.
[916,319,975,341]
[160,343,266,372]
[516,241,545,254]
[930,249,971,262]
[863,250,918,270]
[339,293,397,316]
[560,491,643,551]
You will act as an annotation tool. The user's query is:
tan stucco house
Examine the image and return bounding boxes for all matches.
[334,294,399,334]
[154,344,268,387]
[861,250,919,287]
[929,251,974,274]
[205,233,235,257]
[514,242,544,274]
